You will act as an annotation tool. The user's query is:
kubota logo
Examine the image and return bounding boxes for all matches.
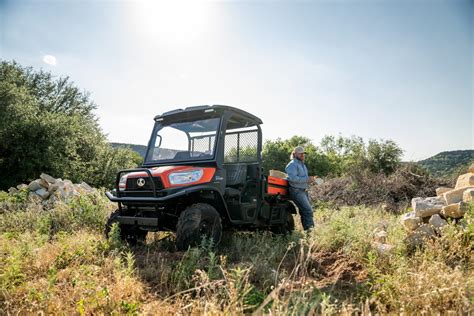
[136,178,146,187]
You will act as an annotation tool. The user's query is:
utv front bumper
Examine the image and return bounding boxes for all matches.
[105,184,216,203]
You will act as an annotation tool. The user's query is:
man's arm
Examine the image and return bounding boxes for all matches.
[285,162,309,184]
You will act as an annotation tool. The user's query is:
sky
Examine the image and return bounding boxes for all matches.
[1,0,473,160]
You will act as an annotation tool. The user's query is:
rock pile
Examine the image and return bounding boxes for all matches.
[9,173,95,205]
[401,165,474,247]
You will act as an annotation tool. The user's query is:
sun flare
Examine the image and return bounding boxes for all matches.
[132,0,212,45]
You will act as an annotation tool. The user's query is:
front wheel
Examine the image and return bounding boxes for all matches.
[104,209,147,246]
[176,203,222,251]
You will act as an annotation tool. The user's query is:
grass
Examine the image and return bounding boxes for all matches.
[0,189,473,314]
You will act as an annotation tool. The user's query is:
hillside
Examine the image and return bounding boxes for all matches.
[418,150,474,178]
[110,142,147,158]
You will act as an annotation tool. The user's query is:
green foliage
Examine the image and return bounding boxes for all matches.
[262,135,403,177]
[224,146,258,163]
[0,60,141,190]
[262,136,332,176]
[320,135,403,176]
[1,199,472,313]
[417,150,474,178]
[0,190,114,236]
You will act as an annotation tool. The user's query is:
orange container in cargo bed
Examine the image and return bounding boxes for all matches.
[267,176,289,196]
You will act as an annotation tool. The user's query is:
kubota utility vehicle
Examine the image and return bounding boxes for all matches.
[105,105,295,250]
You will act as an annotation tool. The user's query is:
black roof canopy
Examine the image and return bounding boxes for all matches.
[154,105,263,128]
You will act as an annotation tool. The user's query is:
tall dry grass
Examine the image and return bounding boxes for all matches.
[1,189,472,314]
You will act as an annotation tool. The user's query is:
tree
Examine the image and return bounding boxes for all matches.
[320,135,403,176]
[262,136,332,176]
[367,139,403,175]
[0,60,140,189]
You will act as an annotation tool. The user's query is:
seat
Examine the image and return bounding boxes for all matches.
[224,164,247,186]
[174,151,191,160]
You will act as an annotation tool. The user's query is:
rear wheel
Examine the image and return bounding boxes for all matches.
[176,203,222,251]
[271,211,295,235]
[104,209,147,246]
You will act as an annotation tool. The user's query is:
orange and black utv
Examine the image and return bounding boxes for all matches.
[105,105,295,250]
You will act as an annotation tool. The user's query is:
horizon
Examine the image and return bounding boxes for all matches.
[1,0,473,160]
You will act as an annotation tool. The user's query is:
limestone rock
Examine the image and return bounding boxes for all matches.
[48,182,61,194]
[455,173,474,189]
[28,180,42,192]
[412,197,443,217]
[35,188,50,200]
[442,187,474,205]
[79,182,93,192]
[462,188,474,202]
[8,187,18,194]
[374,230,388,244]
[405,224,436,248]
[441,202,468,219]
[28,192,43,203]
[16,184,28,190]
[416,224,436,238]
[436,187,452,197]
[39,178,49,189]
[373,242,394,254]
[469,164,474,173]
[401,211,422,231]
[429,214,447,234]
[40,173,57,184]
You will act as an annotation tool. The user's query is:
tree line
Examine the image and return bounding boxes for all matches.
[0,61,142,190]
[262,135,403,177]
[0,60,404,190]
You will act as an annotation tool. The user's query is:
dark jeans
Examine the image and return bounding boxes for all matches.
[289,187,314,231]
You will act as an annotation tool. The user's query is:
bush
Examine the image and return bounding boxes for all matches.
[0,60,141,190]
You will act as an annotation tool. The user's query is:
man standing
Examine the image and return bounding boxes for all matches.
[285,146,315,231]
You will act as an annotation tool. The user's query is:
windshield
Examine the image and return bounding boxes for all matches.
[145,117,220,163]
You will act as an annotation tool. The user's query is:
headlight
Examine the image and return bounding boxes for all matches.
[169,169,204,185]
[119,175,128,191]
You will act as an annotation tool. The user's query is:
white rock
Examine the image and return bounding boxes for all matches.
[436,187,452,197]
[28,192,43,203]
[39,178,49,189]
[16,184,28,190]
[406,224,436,248]
[373,242,394,254]
[455,173,474,189]
[52,188,66,201]
[48,182,60,194]
[79,182,93,192]
[442,186,474,205]
[429,214,447,234]
[8,187,18,194]
[441,202,468,219]
[35,188,50,200]
[462,188,474,202]
[416,224,436,238]
[374,230,388,244]
[40,173,57,184]
[401,211,422,231]
[28,180,42,192]
[411,197,444,217]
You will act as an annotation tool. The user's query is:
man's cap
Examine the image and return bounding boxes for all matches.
[293,146,306,154]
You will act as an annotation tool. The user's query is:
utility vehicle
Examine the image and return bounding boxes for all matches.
[105,105,295,250]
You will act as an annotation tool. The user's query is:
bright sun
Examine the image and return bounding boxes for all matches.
[132,0,212,45]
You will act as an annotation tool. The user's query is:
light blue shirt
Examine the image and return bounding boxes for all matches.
[285,158,309,190]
